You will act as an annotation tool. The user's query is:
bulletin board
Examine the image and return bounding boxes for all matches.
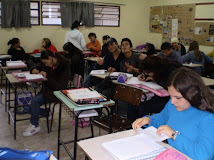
[194,22,214,46]
[150,4,195,45]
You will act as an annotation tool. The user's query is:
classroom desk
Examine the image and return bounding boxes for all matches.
[78,129,192,160]
[0,64,27,110]
[83,50,96,57]
[84,57,99,80]
[53,91,115,160]
[201,77,214,86]
[6,72,47,139]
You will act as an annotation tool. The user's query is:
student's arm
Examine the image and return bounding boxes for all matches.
[90,41,101,52]
[65,32,69,43]
[182,52,191,63]
[172,114,214,160]
[80,33,86,50]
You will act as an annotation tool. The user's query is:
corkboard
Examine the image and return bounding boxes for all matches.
[150,6,163,33]
[194,22,214,46]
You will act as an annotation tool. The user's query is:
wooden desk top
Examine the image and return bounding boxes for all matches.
[202,77,214,86]
[84,57,99,62]
[183,63,203,68]
[78,129,192,160]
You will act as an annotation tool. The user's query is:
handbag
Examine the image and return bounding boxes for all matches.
[0,148,53,160]
[16,90,33,114]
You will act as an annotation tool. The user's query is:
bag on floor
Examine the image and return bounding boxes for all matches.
[16,90,33,114]
[0,148,53,160]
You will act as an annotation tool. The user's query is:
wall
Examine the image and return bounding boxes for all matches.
[143,0,214,53]
[0,0,148,54]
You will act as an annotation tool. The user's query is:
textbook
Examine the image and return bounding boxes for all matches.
[61,88,107,104]
[102,126,169,160]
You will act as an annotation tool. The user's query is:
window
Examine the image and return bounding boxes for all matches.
[94,5,120,27]
[41,2,61,25]
[31,1,40,25]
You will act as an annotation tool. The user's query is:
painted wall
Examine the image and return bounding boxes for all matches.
[0,0,213,54]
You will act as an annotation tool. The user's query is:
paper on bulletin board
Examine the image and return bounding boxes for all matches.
[195,27,202,35]
[171,19,178,38]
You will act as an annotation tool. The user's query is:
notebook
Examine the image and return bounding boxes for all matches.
[90,69,107,75]
[110,72,133,78]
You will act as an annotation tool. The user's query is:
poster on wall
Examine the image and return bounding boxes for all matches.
[171,19,178,38]
[209,25,214,35]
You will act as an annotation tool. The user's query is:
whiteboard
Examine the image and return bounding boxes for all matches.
[195,4,214,19]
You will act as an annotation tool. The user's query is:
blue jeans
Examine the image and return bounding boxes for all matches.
[28,93,47,127]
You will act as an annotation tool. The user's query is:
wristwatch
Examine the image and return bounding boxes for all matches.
[171,131,180,140]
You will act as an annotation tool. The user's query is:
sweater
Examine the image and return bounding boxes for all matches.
[86,39,101,56]
[182,51,213,74]
[158,50,183,64]
[8,46,28,61]
[65,29,86,51]
[148,100,214,160]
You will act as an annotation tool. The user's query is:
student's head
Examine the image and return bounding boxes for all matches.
[7,38,20,47]
[102,35,110,44]
[146,43,156,54]
[140,55,180,82]
[71,20,80,30]
[42,38,52,48]
[63,42,83,56]
[189,41,201,62]
[171,37,179,49]
[161,42,173,56]
[106,38,118,53]
[88,33,97,42]
[40,50,55,67]
[121,38,133,53]
[167,67,214,112]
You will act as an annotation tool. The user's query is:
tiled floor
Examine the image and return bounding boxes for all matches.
[0,86,109,160]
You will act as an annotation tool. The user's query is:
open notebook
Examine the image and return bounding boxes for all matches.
[102,126,169,160]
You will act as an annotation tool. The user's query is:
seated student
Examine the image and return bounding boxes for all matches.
[33,38,57,54]
[23,50,70,136]
[86,33,101,56]
[65,20,86,51]
[171,37,186,56]
[132,67,214,160]
[158,42,183,64]
[7,38,33,68]
[139,43,157,60]
[120,38,141,76]
[182,41,213,75]
[100,35,110,57]
[63,42,85,79]
[127,56,181,121]
[84,37,125,88]
[7,38,28,61]
[136,42,147,50]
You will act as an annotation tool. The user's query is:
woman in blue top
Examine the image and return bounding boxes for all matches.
[132,67,214,160]
[182,41,213,75]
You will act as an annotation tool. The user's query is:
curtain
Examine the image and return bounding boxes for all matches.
[1,0,31,28]
[60,1,94,28]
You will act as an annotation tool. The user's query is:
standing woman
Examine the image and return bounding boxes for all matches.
[7,38,28,61]
[23,50,71,136]
[63,42,85,82]
[133,67,214,160]
[33,38,57,53]
[182,41,213,75]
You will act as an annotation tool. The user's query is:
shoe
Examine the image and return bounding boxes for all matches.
[23,124,41,136]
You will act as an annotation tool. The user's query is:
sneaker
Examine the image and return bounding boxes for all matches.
[23,124,41,136]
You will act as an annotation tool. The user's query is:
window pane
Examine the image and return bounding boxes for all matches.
[30,2,39,9]
[94,5,120,27]
[31,10,39,17]
[43,18,61,25]
[30,1,39,25]
[42,2,61,25]
[31,18,39,25]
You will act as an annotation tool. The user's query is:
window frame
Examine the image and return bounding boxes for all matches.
[30,1,40,26]
[41,1,61,26]
[94,4,120,27]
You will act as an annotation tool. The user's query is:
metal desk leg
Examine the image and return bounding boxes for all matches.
[57,102,62,159]
[14,85,17,140]
[0,67,3,104]
[5,76,8,112]
[8,82,11,125]
[74,112,80,160]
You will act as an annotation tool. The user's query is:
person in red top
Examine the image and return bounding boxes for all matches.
[86,33,101,56]
[33,38,57,54]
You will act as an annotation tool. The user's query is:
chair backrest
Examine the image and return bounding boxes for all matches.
[73,74,83,88]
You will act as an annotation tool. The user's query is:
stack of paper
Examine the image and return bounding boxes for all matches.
[90,70,106,75]
[102,126,169,160]
[6,61,26,67]
[24,73,44,80]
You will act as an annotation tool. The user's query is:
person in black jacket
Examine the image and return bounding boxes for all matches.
[7,38,28,61]
[23,50,71,136]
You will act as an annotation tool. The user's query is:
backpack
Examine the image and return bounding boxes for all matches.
[0,148,53,160]
[16,90,33,114]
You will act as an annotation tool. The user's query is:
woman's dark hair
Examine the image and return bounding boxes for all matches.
[140,55,180,82]
[121,38,133,48]
[43,38,52,48]
[88,33,97,38]
[189,41,202,62]
[167,67,214,113]
[7,38,19,46]
[63,42,83,58]
[146,43,157,55]
[71,20,80,30]
[40,49,55,60]
[102,35,110,40]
